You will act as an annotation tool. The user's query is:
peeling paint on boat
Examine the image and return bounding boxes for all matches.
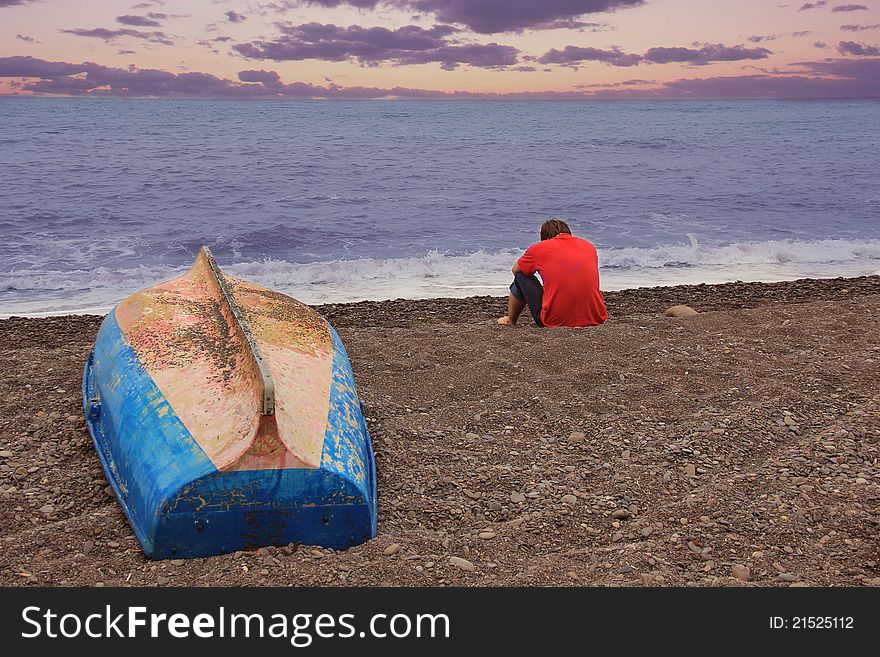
[83,248,377,559]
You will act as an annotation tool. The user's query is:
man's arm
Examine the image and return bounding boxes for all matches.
[516,244,538,276]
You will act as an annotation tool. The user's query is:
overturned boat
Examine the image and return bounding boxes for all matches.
[83,247,377,559]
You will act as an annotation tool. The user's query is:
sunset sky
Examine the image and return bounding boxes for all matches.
[1,0,879,98]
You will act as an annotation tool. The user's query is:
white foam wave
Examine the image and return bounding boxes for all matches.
[2,237,879,316]
[601,234,880,269]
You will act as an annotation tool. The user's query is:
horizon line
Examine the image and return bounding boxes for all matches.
[3,94,879,102]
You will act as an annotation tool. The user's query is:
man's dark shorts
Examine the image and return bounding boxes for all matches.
[510,272,544,327]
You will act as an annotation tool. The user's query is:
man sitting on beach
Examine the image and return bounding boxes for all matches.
[498,219,607,328]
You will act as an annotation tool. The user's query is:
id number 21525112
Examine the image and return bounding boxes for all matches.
[770,617,854,630]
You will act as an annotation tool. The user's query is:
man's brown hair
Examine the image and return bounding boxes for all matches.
[540,218,572,241]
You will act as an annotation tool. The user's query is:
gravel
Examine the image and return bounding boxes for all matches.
[1,275,879,587]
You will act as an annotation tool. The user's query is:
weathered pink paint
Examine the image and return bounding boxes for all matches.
[115,249,333,472]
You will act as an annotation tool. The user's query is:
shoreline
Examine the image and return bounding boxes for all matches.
[1,274,878,587]
[3,273,879,321]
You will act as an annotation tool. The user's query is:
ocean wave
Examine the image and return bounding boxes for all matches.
[601,235,880,269]
[274,193,448,204]
[1,237,879,315]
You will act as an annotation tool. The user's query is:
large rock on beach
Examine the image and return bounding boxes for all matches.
[664,304,699,317]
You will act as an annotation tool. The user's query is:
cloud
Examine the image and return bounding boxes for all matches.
[225,10,247,22]
[0,0,38,6]
[832,4,869,11]
[60,27,174,46]
[577,78,654,88]
[748,31,811,42]
[524,19,611,31]
[238,69,282,83]
[642,44,771,65]
[650,57,880,99]
[798,1,827,10]
[537,42,771,68]
[0,55,88,78]
[3,55,878,100]
[116,14,163,27]
[841,23,880,30]
[538,46,641,67]
[0,56,450,98]
[838,39,880,54]
[291,1,645,33]
[15,34,35,42]
[233,22,519,69]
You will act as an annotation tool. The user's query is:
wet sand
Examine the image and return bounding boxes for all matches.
[1,276,879,587]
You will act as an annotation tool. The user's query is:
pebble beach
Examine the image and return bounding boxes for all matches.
[1,276,878,587]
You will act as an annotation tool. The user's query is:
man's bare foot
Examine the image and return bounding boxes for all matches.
[497,316,515,326]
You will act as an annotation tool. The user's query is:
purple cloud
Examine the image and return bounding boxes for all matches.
[226,10,247,22]
[537,42,771,68]
[15,34,35,42]
[3,55,879,100]
[116,15,163,27]
[538,46,641,67]
[749,31,811,42]
[525,19,610,31]
[838,39,880,54]
[647,57,880,99]
[841,23,880,30]
[0,56,452,98]
[233,22,518,69]
[0,0,38,6]
[642,44,771,65]
[832,4,869,10]
[293,1,645,33]
[799,1,827,9]
[577,78,654,88]
[238,69,282,84]
[61,27,174,46]
[0,55,88,78]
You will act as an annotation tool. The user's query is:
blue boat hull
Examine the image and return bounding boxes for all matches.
[83,310,377,559]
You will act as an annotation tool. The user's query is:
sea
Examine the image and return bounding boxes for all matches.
[1,97,879,317]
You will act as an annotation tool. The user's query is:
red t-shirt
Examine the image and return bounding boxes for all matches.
[517,234,607,328]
